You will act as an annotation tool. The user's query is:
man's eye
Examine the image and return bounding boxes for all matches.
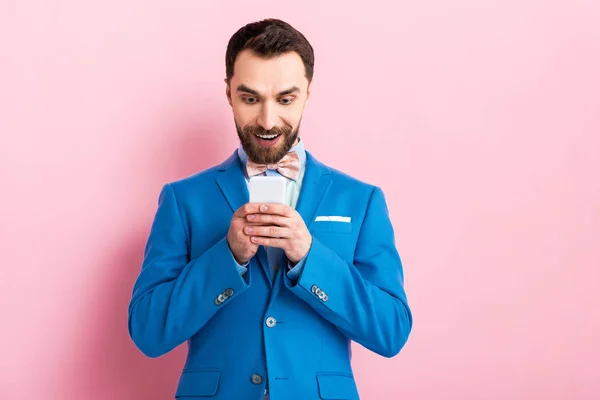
[243,97,257,104]
[279,98,294,105]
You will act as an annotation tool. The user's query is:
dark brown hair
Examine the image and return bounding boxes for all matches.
[225,18,315,84]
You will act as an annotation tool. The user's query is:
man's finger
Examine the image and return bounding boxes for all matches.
[256,203,296,217]
[246,214,290,226]
[233,203,261,218]
[245,225,291,238]
[250,236,287,249]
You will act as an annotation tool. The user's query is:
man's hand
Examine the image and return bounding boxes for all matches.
[228,203,266,264]
[242,203,312,264]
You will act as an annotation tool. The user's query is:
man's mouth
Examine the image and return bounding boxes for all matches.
[254,133,281,141]
[253,133,283,148]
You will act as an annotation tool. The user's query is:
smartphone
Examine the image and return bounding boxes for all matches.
[248,176,287,204]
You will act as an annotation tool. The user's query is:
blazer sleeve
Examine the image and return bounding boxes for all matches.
[128,183,250,358]
[283,186,413,358]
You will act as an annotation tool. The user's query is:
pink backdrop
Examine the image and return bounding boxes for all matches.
[1,0,599,399]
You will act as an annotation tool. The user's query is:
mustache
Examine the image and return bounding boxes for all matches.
[243,125,292,136]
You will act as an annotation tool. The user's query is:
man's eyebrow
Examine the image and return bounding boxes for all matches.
[236,84,301,97]
[236,84,259,96]
[277,86,300,96]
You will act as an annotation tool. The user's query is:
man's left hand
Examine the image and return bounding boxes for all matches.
[243,203,312,264]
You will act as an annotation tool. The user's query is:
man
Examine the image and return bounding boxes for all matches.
[128,18,412,400]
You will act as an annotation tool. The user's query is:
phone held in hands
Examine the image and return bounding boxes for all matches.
[248,176,286,204]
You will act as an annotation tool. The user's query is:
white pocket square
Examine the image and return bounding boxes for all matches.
[314,216,351,223]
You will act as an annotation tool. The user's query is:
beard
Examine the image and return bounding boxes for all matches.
[236,122,300,165]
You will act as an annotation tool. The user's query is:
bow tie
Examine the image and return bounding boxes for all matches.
[246,151,301,181]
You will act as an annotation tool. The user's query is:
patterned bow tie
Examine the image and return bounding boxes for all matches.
[246,151,301,181]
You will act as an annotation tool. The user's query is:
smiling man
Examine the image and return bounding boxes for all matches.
[128,18,412,400]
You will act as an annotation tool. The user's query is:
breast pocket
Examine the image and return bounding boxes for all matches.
[310,221,353,234]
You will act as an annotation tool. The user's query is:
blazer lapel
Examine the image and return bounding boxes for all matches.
[295,151,332,231]
[215,150,248,213]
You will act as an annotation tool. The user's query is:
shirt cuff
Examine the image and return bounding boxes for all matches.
[236,263,248,276]
[286,255,307,281]
[228,241,249,276]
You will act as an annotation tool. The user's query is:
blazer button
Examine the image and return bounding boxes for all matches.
[225,288,234,297]
[214,297,222,305]
[251,373,263,384]
[311,285,318,293]
[265,316,277,328]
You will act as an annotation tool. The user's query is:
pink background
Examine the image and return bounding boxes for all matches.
[1,0,599,399]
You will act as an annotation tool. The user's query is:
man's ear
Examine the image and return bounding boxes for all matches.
[306,83,311,104]
[224,78,232,107]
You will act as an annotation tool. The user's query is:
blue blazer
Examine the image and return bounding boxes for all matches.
[128,150,412,399]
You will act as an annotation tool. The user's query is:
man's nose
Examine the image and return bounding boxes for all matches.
[257,102,277,131]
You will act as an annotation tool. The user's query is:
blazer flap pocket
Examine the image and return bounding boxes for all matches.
[311,221,353,234]
[316,373,359,399]
[175,369,221,397]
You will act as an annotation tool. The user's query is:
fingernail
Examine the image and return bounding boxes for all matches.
[261,205,268,212]
[247,214,255,220]
[246,227,253,233]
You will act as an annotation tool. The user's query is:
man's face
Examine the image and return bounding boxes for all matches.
[226,49,310,165]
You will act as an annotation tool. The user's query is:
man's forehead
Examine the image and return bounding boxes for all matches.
[231,50,308,93]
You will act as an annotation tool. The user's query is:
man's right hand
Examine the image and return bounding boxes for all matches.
[227,204,261,264]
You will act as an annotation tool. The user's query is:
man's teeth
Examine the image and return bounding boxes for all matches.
[256,134,279,139]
